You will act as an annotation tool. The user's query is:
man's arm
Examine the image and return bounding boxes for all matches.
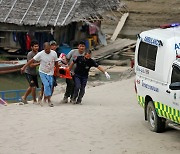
[97,66,105,73]
[91,59,110,79]
[54,61,60,76]
[66,50,74,63]
[26,52,39,68]
[21,58,35,73]
[69,61,75,70]
[97,66,110,80]
[69,55,78,70]
[91,60,106,73]
[29,62,40,68]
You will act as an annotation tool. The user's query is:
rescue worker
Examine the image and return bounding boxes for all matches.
[21,42,59,107]
[69,50,110,104]
[21,40,40,104]
[38,41,58,102]
[61,41,86,103]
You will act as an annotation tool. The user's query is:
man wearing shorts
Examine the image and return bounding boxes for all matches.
[21,40,40,104]
[38,40,58,101]
[21,42,59,107]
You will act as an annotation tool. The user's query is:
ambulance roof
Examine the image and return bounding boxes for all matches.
[140,26,180,40]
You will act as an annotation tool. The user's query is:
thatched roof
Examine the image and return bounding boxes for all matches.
[0,0,124,27]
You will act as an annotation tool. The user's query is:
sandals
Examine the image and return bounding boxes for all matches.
[21,96,28,104]
[38,95,43,102]
[48,103,54,107]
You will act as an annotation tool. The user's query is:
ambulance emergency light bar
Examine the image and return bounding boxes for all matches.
[160,23,180,29]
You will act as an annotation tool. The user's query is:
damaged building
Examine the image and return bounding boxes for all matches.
[0,0,127,55]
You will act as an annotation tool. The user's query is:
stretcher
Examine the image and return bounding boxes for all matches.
[54,66,72,79]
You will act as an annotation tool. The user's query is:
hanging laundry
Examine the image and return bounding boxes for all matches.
[34,32,55,51]
[12,32,17,42]
[89,22,99,35]
[80,23,89,32]
[16,32,26,53]
[26,33,31,51]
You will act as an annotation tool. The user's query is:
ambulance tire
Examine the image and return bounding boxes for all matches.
[147,101,165,133]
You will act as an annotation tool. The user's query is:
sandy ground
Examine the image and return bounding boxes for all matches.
[0,76,180,154]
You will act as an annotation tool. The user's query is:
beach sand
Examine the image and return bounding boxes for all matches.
[0,76,180,154]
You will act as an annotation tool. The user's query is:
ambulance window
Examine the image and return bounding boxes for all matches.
[171,66,180,83]
[138,42,157,71]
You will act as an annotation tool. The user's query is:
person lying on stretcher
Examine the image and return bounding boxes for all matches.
[54,53,72,79]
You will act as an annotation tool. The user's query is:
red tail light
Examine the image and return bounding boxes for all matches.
[176,55,180,58]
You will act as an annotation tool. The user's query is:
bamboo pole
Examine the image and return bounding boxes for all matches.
[4,0,18,22]
[54,0,66,26]
[36,0,49,24]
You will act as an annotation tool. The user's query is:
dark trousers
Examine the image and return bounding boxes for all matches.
[64,77,74,99]
[73,75,88,102]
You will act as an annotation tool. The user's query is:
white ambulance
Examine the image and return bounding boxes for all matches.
[135,23,180,132]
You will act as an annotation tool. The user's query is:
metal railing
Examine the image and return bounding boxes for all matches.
[0,88,41,102]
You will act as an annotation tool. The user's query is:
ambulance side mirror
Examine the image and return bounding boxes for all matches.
[169,82,180,90]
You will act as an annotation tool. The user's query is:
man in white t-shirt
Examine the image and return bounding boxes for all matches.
[21,42,59,107]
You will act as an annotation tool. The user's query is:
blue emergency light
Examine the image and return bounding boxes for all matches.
[171,23,180,27]
[160,23,180,29]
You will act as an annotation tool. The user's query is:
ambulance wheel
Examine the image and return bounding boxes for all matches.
[147,101,165,133]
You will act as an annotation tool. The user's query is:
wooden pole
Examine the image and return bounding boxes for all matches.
[111,13,129,42]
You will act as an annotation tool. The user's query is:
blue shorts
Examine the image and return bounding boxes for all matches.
[39,72,54,97]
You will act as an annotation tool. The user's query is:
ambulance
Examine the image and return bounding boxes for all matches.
[134,23,180,132]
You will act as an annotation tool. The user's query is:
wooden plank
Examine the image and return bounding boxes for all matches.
[92,38,136,62]
[0,54,26,59]
[111,13,129,42]
[7,49,18,53]
[99,60,128,66]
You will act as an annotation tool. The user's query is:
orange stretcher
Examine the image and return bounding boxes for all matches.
[54,67,72,79]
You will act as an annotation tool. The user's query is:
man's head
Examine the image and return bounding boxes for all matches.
[84,50,92,59]
[44,42,51,54]
[78,41,86,54]
[50,40,57,51]
[31,40,39,53]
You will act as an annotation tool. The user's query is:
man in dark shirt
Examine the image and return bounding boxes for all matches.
[61,41,86,104]
[21,40,40,104]
[69,50,110,104]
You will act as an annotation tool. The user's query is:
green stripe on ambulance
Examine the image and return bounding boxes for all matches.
[137,95,180,124]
